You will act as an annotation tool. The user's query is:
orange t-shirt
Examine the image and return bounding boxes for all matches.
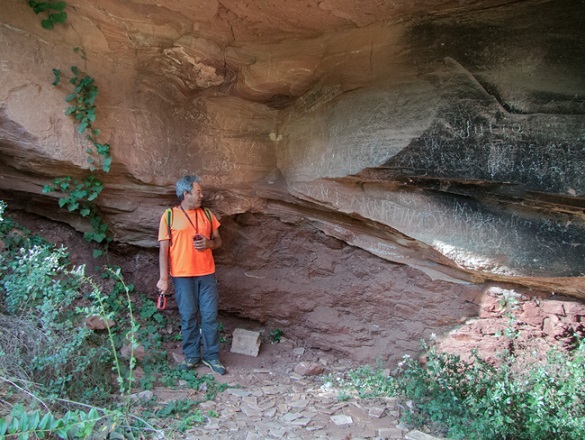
[158,207,221,277]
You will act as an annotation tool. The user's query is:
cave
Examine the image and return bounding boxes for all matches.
[1,0,584,368]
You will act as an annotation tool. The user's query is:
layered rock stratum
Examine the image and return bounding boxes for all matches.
[1,0,584,362]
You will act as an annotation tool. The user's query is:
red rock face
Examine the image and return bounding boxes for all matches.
[0,0,584,367]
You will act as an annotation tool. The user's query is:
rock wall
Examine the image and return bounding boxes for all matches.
[214,214,485,365]
[0,0,584,361]
[274,2,585,293]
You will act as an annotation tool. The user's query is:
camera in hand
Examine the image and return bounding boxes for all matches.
[194,234,203,241]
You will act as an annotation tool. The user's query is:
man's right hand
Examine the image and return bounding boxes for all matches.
[157,278,168,294]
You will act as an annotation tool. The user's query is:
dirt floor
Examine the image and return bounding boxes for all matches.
[145,312,414,440]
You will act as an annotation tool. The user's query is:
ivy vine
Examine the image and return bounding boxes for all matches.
[42,176,110,255]
[43,49,112,257]
[27,0,67,29]
[52,62,112,172]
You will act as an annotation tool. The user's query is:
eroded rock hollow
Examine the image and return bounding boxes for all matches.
[1,0,584,364]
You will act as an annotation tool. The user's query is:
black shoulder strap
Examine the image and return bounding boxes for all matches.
[203,207,213,237]
[165,208,173,247]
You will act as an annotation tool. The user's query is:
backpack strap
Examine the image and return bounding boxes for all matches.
[165,207,173,247]
[203,207,214,239]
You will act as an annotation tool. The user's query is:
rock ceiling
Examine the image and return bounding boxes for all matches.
[0,0,584,296]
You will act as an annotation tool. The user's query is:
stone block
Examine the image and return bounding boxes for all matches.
[541,300,566,316]
[405,429,443,440]
[379,427,405,438]
[330,414,352,425]
[120,342,146,361]
[520,302,543,326]
[230,328,261,357]
[294,362,325,376]
[368,406,386,418]
[562,301,585,317]
[542,315,561,334]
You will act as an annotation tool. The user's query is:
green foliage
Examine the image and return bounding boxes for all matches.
[42,175,110,250]
[325,311,585,440]
[48,49,113,255]
[177,409,206,432]
[158,369,227,401]
[138,293,165,325]
[73,46,87,60]
[51,67,61,85]
[217,321,228,344]
[326,362,397,399]
[43,175,103,212]
[27,1,67,29]
[54,64,111,173]
[0,203,49,252]
[269,328,284,343]
[156,399,197,418]
[98,265,135,316]
[394,339,585,439]
[0,238,107,399]
[156,401,213,432]
[0,404,100,439]
[0,206,226,438]
[82,268,138,397]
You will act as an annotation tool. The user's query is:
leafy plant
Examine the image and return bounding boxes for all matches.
[47,49,113,256]
[0,202,49,252]
[326,362,397,399]
[0,205,227,439]
[82,268,138,398]
[138,293,165,325]
[322,308,585,440]
[156,399,198,418]
[156,401,211,432]
[394,338,585,439]
[0,240,106,400]
[158,369,227,400]
[0,404,100,439]
[27,0,67,29]
[0,206,226,438]
[217,321,229,344]
[42,175,110,256]
[52,64,112,173]
[98,265,135,316]
[177,409,206,431]
[269,328,284,343]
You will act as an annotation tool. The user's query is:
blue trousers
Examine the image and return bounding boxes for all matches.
[172,274,220,360]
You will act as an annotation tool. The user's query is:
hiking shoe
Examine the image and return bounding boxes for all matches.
[178,357,201,371]
[202,358,226,375]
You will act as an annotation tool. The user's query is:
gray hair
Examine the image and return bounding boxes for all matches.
[176,175,202,201]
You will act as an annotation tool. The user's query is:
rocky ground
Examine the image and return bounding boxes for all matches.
[141,314,437,440]
[4,209,441,440]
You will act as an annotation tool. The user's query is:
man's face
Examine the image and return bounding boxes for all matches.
[184,182,203,209]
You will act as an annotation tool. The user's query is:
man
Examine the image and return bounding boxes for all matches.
[157,175,225,375]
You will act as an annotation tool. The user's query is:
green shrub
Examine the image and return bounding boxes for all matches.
[27,0,67,29]
[324,362,397,399]
[326,327,585,440]
[395,339,585,439]
[0,404,100,439]
[269,328,284,343]
[0,241,108,401]
[0,202,227,437]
